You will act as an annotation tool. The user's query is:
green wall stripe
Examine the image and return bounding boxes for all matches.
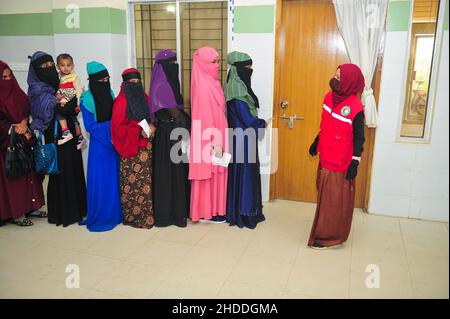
[386,0,449,32]
[387,1,411,32]
[110,8,127,35]
[0,12,53,36]
[52,7,126,34]
[0,7,126,36]
[234,5,274,33]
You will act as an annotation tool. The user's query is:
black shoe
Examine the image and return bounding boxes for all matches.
[199,216,227,224]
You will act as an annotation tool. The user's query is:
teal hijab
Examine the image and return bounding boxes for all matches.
[80,61,115,122]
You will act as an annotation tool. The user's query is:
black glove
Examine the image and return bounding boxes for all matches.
[309,135,319,156]
[346,159,359,181]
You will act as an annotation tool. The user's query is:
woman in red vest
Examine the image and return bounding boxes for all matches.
[308,64,365,249]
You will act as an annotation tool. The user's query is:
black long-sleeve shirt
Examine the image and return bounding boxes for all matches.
[352,111,365,157]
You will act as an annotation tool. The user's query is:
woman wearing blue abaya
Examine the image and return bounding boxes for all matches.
[79,61,122,232]
[224,51,268,229]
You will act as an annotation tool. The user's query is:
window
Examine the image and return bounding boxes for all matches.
[134,3,177,91]
[400,0,445,139]
[132,0,228,111]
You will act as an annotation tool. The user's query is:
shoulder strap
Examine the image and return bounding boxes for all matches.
[37,131,44,145]
[54,118,59,138]
[9,127,16,146]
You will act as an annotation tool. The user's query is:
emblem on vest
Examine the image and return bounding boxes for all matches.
[341,106,351,117]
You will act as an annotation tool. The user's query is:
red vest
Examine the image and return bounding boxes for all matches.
[318,92,364,172]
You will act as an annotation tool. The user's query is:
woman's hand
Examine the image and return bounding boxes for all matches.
[309,135,319,156]
[24,131,32,140]
[214,144,223,158]
[149,123,156,137]
[60,97,68,107]
[55,97,77,116]
[14,118,28,135]
[345,159,360,181]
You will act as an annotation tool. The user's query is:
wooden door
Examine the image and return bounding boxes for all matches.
[272,0,374,208]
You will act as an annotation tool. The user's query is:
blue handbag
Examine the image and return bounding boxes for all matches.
[34,119,60,175]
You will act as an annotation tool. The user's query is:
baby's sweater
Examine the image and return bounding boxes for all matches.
[59,73,84,104]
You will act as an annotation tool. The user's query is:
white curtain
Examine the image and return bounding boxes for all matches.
[333,0,388,128]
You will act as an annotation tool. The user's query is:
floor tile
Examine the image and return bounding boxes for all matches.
[217,281,283,299]
[285,263,350,298]
[0,200,448,299]
[94,262,171,298]
[228,255,294,291]
[127,239,193,270]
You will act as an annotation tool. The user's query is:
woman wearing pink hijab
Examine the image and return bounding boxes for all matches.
[189,47,228,223]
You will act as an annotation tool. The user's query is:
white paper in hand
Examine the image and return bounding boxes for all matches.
[138,119,151,137]
[212,152,232,168]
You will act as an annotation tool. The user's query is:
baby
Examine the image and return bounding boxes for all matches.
[55,53,86,149]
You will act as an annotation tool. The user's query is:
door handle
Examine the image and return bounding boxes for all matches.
[279,114,305,120]
[279,114,305,129]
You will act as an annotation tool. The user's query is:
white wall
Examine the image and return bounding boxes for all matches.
[368,29,449,222]
[231,33,276,203]
[0,36,55,91]
[229,0,277,202]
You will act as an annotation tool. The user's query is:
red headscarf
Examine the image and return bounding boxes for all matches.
[0,60,30,123]
[111,68,150,158]
[332,63,365,107]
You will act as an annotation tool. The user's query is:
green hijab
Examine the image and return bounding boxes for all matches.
[223,51,258,116]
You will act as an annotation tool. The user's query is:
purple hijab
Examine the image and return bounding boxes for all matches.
[148,50,184,122]
[27,51,58,132]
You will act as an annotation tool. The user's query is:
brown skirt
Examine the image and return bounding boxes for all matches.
[120,143,154,229]
[308,164,355,247]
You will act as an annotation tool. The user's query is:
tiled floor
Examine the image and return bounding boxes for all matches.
[0,200,448,299]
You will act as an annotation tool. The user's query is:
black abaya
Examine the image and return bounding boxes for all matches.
[152,108,190,227]
[44,98,86,227]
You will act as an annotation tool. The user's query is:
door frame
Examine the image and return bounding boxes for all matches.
[269,0,385,210]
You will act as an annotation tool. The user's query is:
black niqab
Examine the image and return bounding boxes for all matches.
[234,60,260,109]
[124,81,150,122]
[89,73,113,123]
[31,54,60,90]
[159,57,184,105]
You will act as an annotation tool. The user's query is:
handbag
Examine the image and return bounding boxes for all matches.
[34,119,60,175]
[4,127,35,179]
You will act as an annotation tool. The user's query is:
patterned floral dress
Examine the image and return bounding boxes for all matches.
[120,140,154,229]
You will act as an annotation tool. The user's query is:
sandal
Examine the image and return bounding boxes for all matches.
[10,218,34,227]
[27,210,48,218]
